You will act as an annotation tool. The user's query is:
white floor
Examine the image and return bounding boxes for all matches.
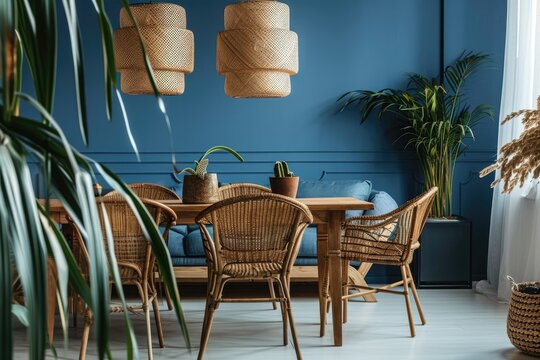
[13,287,537,360]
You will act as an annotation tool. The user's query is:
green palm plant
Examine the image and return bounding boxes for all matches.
[338,52,493,218]
[1,1,189,359]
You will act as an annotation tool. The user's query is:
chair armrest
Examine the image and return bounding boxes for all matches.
[141,198,177,228]
[343,212,400,243]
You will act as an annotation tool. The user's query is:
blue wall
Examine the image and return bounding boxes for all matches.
[37,0,506,280]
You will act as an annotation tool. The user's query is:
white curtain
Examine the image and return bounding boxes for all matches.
[476,0,540,301]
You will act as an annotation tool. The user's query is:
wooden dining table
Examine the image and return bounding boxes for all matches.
[45,196,374,346]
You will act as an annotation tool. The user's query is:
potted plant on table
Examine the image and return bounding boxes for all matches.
[269,161,299,198]
[174,146,244,203]
[338,52,493,287]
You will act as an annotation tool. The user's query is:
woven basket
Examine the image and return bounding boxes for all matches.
[507,281,540,356]
[114,3,194,95]
[216,0,298,98]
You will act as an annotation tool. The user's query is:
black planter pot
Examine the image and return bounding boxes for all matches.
[415,216,472,289]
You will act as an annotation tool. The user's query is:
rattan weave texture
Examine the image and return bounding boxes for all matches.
[217,0,298,98]
[114,3,194,95]
[507,282,540,356]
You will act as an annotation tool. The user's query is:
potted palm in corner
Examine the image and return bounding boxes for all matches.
[174,146,244,203]
[339,52,493,287]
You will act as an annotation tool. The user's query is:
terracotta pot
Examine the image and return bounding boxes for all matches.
[269,176,299,198]
[182,174,219,204]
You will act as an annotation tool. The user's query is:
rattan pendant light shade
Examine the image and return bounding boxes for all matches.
[114,3,194,95]
[216,0,298,98]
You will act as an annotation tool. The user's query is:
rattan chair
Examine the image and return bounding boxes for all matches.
[71,194,177,360]
[195,194,313,360]
[321,187,437,338]
[125,183,181,310]
[218,183,279,309]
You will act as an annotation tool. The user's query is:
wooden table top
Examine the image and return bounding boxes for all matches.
[160,197,373,211]
[43,196,373,213]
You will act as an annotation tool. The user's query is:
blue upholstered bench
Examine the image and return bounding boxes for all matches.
[167,180,398,280]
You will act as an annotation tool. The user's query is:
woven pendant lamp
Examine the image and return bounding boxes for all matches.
[114,3,194,95]
[216,0,298,98]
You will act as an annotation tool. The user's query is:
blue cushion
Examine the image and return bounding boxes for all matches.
[365,190,399,241]
[364,190,399,216]
[293,257,318,265]
[167,229,186,257]
[170,225,188,236]
[297,180,372,217]
[170,257,207,266]
[299,227,318,258]
[184,227,213,256]
[183,226,318,258]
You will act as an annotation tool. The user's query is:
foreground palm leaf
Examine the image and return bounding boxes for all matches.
[338,52,493,218]
[0,1,190,359]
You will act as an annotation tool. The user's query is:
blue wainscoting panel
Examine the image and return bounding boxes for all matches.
[25,0,506,282]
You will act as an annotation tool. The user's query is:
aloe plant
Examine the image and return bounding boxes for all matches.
[0,1,189,359]
[175,146,244,179]
[338,52,493,218]
[273,161,294,177]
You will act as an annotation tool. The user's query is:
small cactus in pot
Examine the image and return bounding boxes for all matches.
[270,161,299,198]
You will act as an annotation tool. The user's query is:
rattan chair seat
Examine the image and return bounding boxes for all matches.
[222,262,282,278]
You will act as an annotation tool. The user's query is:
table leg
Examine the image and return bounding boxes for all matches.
[328,211,343,346]
[316,223,329,337]
[47,257,57,342]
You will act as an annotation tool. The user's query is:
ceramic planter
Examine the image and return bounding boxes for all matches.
[416,217,472,288]
[182,173,219,204]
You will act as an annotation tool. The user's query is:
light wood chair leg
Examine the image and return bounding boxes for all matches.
[400,266,415,337]
[164,285,174,311]
[143,283,154,360]
[276,278,289,345]
[268,278,278,310]
[198,276,224,360]
[79,312,91,360]
[198,296,215,360]
[279,277,302,360]
[406,264,426,325]
[152,296,165,348]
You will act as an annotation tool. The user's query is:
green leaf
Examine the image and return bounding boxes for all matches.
[95,163,191,349]
[195,158,209,178]
[11,304,29,327]
[98,201,139,360]
[0,141,48,359]
[198,145,245,163]
[60,0,88,145]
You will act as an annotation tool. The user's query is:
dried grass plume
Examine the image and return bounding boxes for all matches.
[480,96,540,192]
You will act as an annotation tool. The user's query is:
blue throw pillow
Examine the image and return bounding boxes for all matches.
[364,190,399,216]
[365,190,399,241]
[297,180,372,217]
